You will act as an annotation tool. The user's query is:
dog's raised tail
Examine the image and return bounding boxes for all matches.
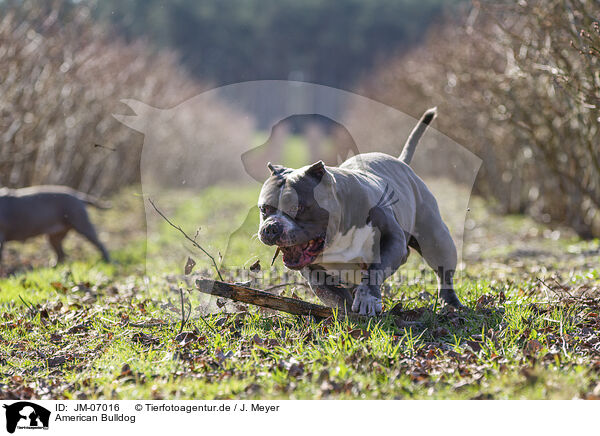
[399,107,437,165]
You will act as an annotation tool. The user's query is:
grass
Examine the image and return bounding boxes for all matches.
[0,183,599,399]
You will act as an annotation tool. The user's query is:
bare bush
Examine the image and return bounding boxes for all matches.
[352,0,600,238]
[0,1,252,195]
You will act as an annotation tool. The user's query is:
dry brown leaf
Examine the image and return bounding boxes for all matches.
[184,257,196,275]
[249,260,261,273]
[175,331,198,346]
[525,339,542,355]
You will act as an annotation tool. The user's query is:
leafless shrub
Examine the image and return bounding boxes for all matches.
[352,0,599,238]
[0,1,251,195]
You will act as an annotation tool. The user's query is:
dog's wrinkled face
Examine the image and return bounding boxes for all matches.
[258,161,332,270]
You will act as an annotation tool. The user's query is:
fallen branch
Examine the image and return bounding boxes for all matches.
[262,282,309,293]
[196,278,364,321]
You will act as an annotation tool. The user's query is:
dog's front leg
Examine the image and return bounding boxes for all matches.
[301,266,354,310]
[352,223,408,316]
[0,232,4,265]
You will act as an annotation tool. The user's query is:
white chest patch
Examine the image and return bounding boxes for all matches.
[318,224,380,265]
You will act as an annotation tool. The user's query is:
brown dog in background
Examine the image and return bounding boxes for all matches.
[0,186,110,264]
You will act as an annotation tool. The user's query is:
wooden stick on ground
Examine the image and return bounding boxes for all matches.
[196,278,364,321]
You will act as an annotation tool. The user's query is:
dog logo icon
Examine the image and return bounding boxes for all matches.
[113,80,481,315]
[2,402,50,433]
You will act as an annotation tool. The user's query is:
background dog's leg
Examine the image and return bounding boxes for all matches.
[48,230,68,264]
[68,208,110,262]
[417,225,462,308]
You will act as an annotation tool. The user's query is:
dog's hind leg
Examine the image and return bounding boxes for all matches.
[68,209,110,262]
[48,230,68,264]
[416,223,463,308]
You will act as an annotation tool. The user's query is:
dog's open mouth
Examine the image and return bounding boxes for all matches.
[277,237,325,270]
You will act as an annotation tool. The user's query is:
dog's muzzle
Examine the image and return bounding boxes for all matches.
[259,220,283,245]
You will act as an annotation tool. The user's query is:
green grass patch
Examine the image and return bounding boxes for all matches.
[0,184,599,399]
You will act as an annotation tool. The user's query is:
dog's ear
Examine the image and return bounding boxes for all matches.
[267,162,287,176]
[305,160,326,179]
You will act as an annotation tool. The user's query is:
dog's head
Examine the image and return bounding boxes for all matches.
[258,160,338,270]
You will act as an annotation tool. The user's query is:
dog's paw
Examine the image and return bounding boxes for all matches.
[440,289,464,310]
[351,285,382,316]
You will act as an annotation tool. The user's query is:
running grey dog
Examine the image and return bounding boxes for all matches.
[0,186,110,264]
[257,108,462,316]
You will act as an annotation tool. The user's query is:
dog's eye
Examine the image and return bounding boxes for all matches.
[260,205,275,217]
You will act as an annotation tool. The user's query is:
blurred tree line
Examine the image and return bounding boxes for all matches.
[352,0,600,238]
[0,0,252,194]
[91,0,460,88]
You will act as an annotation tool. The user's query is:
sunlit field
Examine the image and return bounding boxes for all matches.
[1,180,598,400]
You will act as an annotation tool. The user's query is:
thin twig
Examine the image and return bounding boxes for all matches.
[148,198,224,281]
[196,313,216,334]
[178,288,186,335]
[543,318,571,358]
[179,287,215,334]
[551,277,575,298]
[537,277,574,300]
[174,287,194,336]
[559,318,570,358]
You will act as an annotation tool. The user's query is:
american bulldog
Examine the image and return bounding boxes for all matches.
[257,108,461,316]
